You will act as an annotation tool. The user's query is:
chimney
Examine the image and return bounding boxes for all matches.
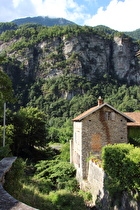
[98,96,103,106]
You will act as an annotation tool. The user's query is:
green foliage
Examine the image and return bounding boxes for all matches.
[102,144,140,205]
[59,142,70,162]
[0,22,17,33]
[2,140,90,209]
[0,24,140,146]
[105,85,140,112]
[6,107,47,156]
[4,158,25,200]
[0,24,113,45]
[0,30,16,41]
[0,145,11,160]
[78,190,92,202]
[35,159,77,191]
[128,127,140,146]
[47,120,72,144]
[125,28,140,41]
[114,32,129,38]
[47,189,86,210]
[0,124,14,145]
[0,69,14,114]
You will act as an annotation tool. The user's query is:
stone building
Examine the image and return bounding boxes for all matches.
[70,97,135,181]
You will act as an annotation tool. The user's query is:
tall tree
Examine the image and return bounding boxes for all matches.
[8,107,47,156]
[0,56,14,115]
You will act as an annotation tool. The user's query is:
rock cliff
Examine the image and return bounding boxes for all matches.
[0,28,140,85]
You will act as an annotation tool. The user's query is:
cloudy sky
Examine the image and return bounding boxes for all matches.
[0,0,139,31]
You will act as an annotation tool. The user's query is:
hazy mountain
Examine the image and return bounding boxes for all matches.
[11,16,76,26]
[93,25,140,41]
[125,28,140,41]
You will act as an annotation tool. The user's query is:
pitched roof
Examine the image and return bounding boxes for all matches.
[72,105,98,121]
[72,103,135,122]
[124,112,140,126]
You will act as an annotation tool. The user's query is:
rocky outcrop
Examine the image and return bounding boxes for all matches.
[0,32,140,84]
[113,36,139,83]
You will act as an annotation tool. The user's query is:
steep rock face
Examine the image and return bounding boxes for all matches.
[63,35,111,79]
[0,33,140,84]
[113,37,139,83]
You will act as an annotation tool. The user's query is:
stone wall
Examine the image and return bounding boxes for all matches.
[87,160,105,205]
[78,106,128,179]
[80,160,140,210]
[0,157,37,210]
[71,121,83,181]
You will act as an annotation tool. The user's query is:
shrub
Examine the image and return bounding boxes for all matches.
[35,160,77,190]
[102,143,140,205]
[48,189,86,210]
[59,142,70,162]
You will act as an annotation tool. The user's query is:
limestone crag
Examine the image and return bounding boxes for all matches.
[0,33,140,84]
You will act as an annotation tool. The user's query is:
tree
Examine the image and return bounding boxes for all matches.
[0,54,14,115]
[7,107,47,156]
[0,69,14,113]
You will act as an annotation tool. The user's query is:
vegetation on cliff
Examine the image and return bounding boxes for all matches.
[0,24,140,154]
[0,23,140,208]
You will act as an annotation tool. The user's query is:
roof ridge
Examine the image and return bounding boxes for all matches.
[72,103,135,122]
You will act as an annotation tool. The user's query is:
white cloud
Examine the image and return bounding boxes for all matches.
[0,0,139,31]
[84,0,140,31]
[31,0,68,18]
[13,0,21,8]
[30,0,87,23]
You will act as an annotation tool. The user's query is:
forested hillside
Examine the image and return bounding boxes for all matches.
[0,24,140,147]
[0,23,140,209]
[11,16,75,26]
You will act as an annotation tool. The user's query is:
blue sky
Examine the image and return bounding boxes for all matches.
[0,0,139,31]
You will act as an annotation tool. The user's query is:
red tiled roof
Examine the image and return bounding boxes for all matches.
[124,112,140,126]
[72,105,98,121]
[72,103,135,122]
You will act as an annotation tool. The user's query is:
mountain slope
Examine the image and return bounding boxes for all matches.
[125,28,140,40]
[0,24,140,115]
[11,16,76,26]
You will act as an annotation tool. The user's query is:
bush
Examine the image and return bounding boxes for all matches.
[48,189,86,210]
[0,145,11,160]
[102,143,140,205]
[78,190,92,202]
[35,160,77,191]
[59,142,70,162]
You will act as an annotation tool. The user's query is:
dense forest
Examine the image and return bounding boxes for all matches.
[0,23,140,209]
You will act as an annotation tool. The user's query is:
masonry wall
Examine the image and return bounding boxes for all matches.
[87,160,105,204]
[80,160,139,209]
[80,106,128,179]
[72,121,83,181]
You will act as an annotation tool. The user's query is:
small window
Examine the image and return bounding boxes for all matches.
[111,112,115,120]
[75,131,80,143]
[105,112,115,121]
[105,112,109,120]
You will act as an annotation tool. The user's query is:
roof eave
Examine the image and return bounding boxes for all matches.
[72,103,135,122]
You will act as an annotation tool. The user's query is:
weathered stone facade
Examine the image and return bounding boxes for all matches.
[71,100,134,181]
[70,99,139,208]
[81,160,139,209]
